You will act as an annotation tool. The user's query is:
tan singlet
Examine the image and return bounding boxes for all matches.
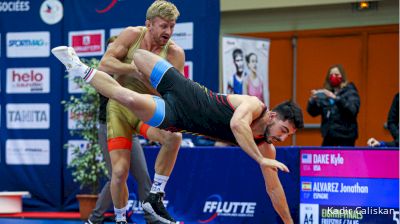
[107,27,170,147]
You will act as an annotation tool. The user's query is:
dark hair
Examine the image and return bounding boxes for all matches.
[245,52,257,63]
[232,48,243,60]
[323,64,348,91]
[272,100,304,129]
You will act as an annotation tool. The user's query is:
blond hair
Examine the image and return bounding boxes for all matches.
[106,35,118,45]
[146,0,180,21]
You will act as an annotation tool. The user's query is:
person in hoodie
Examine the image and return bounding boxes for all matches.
[307,64,360,146]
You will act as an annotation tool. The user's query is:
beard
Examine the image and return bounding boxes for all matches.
[263,123,274,144]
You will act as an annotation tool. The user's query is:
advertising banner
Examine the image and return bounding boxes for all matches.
[0,0,220,212]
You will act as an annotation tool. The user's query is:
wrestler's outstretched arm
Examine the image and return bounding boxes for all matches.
[229,95,289,172]
[259,143,294,224]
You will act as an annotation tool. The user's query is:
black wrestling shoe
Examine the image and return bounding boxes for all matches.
[115,221,127,224]
[84,219,100,224]
[142,192,176,224]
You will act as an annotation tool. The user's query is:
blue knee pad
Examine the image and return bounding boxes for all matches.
[150,59,173,89]
[145,96,166,127]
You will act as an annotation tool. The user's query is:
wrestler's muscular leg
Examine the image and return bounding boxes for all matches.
[51,46,157,124]
[145,125,181,177]
[133,49,168,80]
[130,49,182,185]
[89,74,157,123]
[110,150,130,209]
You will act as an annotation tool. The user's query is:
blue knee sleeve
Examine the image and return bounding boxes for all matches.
[150,59,173,89]
[145,96,165,127]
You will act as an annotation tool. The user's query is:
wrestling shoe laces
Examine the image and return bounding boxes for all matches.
[51,46,83,71]
[51,46,95,82]
[142,192,176,224]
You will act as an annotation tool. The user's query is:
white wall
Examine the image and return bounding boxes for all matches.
[221,0,363,11]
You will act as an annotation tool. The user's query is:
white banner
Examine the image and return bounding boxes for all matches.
[6,67,50,93]
[6,31,50,58]
[6,103,50,129]
[68,29,105,56]
[6,139,50,165]
[172,22,193,50]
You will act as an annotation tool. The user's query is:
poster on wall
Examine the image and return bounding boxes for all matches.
[222,35,270,106]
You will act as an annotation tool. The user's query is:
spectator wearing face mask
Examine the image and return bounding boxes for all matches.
[307,64,360,146]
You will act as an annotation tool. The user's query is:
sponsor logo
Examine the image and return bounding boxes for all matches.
[6,68,50,93]
[200,194,256,223]
[96,0,118,13]
[69,30,105,56]
[172,22,193,50]
[0,0,30,12]
[6,139,50,165]
[6,103,50,129]
[300,203,319,224]
[7,32,50,58]
[40,0,63,25]
[184,61,193,79]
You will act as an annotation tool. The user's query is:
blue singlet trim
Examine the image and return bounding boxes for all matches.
[145,96,166,127]
[150,59,173,89]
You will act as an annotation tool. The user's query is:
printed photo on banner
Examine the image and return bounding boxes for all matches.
[222,35,270,106]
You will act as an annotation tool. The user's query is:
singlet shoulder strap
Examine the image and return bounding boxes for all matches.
[125,27,147,61]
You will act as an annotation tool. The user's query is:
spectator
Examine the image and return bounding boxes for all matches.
[367,93,399,147]
[307,64,360,146]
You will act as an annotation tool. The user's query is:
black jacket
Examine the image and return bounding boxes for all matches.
[307,82,360,140]
[386,93,399,146]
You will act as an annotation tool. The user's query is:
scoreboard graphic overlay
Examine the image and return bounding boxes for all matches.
[299,149,399,224]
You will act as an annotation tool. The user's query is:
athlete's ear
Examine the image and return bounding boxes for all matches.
[145,20,151,28]
[269,111,277,120]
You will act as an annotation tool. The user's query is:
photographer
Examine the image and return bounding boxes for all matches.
[307,64,360,146]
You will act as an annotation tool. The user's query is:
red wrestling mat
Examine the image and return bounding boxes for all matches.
[0,212,113,219]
